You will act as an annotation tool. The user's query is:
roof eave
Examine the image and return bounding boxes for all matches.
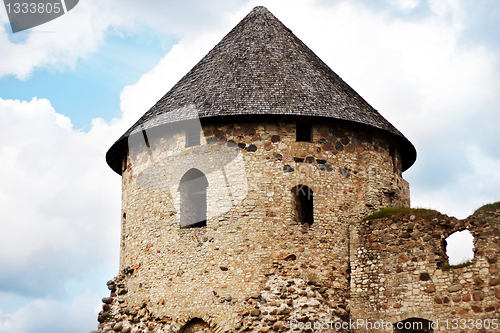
[105,114,416,175]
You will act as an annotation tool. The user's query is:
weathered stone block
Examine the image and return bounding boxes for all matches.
[471,306,483,313]
[420,272,431,281]
[424,285,436,293]
[489,277,500,286]
[250,309,261,316]
[447,284,463,293]
[102,297,113,304]
[472,291,484,301]
[398,254,409,263]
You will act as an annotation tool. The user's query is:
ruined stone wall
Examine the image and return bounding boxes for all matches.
[93,117,410,333]
[350,207,500,332]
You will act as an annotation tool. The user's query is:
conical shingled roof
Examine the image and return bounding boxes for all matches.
[107,6,416,174]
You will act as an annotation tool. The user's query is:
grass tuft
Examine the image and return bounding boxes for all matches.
[474,201,500,214]
[440,259,472,270]
[362,207,439,222]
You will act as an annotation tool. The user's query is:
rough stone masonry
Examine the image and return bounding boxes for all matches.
[92,205,500,333]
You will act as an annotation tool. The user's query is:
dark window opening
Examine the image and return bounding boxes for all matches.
[179,169,208,228]
[296,124,311,142]
[292,185,313,225]
[185,124,201,147]
[394,318,433,333]
[141,129,151,148]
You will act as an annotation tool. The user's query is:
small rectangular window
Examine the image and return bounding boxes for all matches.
[186,126,200,147]
[296,124,311,142]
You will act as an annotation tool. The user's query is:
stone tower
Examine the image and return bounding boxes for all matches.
[96,6,421,333]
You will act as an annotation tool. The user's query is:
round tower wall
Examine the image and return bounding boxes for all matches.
[117,117,410,328]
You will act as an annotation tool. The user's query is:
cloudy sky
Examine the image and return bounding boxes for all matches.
[0,0,498,331]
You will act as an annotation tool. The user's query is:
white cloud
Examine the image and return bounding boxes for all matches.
[392,0,421,11]
[0,292,100,333]
[119,30,230,125]
[0,1,113,79]
[0,97,121,297]
[0,0,244,80]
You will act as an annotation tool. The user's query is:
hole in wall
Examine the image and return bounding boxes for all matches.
[445,229,474,265]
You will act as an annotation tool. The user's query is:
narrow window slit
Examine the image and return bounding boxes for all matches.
[292,185,313,225]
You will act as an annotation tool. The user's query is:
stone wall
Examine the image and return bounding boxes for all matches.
[92,116,411,333]
[350,206,500,332]
[92,204,500,333]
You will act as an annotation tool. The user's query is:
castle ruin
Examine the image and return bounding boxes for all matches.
[92,6,500,333]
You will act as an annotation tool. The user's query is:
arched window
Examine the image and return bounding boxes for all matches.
[179,169,208,228]
[180,318,211,333]
[291,185,313,225]
[394,318,433,333]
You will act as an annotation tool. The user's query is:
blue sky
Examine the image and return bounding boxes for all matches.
[0,31,175,129]
[0,0,499,332]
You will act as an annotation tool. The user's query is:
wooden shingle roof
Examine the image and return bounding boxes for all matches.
[107,6,416,174]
